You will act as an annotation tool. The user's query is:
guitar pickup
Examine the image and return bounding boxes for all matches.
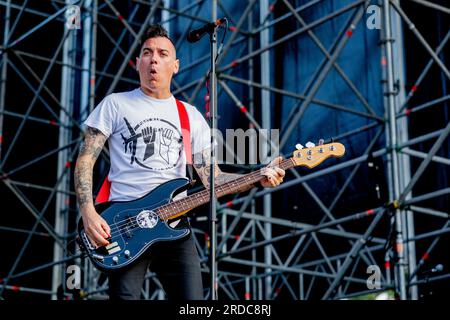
[106,241,121,255]
[106,242,119,250]
[120,225,133,239]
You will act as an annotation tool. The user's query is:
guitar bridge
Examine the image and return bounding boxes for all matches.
[120,223,134,239]
[81,231,96,251]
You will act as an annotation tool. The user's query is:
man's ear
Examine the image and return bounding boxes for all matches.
[135,57,140,71]
[173,59,180,74]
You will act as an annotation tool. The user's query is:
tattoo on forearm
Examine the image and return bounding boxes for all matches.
[193,148,255,192]
[74,160,93,208]
[193,148,219,188]
[74,127,107,209]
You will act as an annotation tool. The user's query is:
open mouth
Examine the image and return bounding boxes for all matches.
[149,70,157,80]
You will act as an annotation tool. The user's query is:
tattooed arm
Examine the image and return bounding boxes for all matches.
[193,148,253,192]
[193,148,286,192]
[74,127,111,247]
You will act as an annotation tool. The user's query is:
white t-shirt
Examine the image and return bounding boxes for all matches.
[84,88,211,202]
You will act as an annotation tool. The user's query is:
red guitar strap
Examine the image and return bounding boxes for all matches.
[95,98,193,204]
[175,99,192,166]
[95,177,111,204]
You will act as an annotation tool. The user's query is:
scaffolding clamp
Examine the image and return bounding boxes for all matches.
[388,200,400,210]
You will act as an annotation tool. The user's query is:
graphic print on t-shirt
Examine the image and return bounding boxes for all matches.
[120,116,183,170]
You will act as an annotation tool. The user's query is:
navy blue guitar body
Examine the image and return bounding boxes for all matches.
[77,178,191,272]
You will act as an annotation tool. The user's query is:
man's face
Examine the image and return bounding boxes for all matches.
[136,36,179,98]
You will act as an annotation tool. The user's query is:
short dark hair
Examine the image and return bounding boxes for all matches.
[139,24,175,52]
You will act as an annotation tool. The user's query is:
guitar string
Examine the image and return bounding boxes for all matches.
[104,167,269,231]
[100,144,334,234]
[85,146,341,250]
[103,161,295,241]
[91,159,294,241]
[104,173,261,239]
[93,159,293,241]
[105,191,207,238]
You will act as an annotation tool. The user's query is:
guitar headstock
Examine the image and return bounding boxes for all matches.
[291,142,345,169]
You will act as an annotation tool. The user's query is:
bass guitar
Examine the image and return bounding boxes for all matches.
[77,142,345,272]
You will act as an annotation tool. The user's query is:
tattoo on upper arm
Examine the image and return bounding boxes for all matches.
[78,127,107,161]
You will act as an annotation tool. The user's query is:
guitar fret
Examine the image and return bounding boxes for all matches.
[159,159,296,221]
[160,207,167,220]
[185,197,192,210]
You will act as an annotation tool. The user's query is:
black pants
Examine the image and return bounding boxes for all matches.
[107,217,204,300]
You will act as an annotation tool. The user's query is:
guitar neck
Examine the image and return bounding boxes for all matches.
[155,158,295,221]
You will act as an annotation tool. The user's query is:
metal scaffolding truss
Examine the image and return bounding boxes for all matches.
[0,0,448,300]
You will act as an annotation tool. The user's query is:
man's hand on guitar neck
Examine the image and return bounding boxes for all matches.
[260,156,286,188]
[193,148,286,191]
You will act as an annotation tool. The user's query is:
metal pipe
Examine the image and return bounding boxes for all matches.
[219,208,384,259]
[0,0,11,161]
[389,0,450,79]
[279,1,369,149]
[382,0,407,299]
[220,73,384,121]
[401,148,450,166]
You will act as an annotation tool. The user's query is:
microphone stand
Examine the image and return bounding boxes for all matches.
[208,22,219,301]
[186,11,227,301]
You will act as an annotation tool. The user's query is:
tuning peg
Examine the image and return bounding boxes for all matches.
[318,139,324,146]
[305,141,315,148]
[296,143,304,150]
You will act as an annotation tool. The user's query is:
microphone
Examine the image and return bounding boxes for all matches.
[422,264,444,275]
[187,18,227,43]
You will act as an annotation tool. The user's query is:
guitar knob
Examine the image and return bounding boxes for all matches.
[295,143,304,150]
[124,250,131,258]
[112,256,119,264]
[305,141,315,148]
[92,254,104,262]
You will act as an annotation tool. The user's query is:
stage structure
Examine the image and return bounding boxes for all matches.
[0,0,448,300]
